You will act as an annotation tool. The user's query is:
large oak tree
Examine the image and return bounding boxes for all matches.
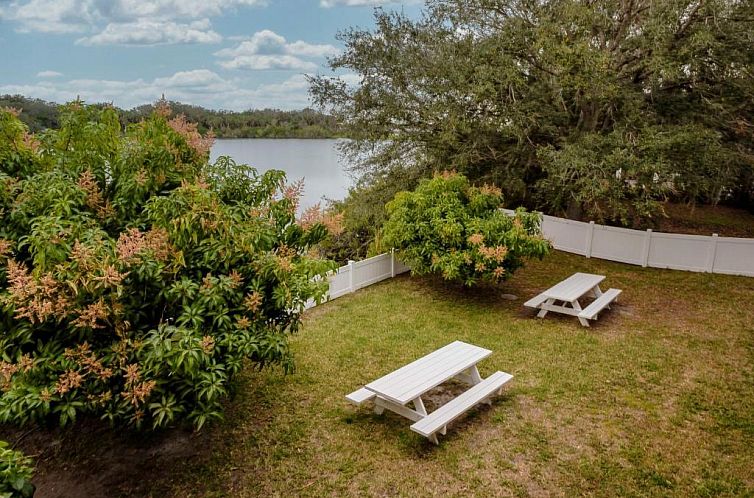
[310,0,754,225]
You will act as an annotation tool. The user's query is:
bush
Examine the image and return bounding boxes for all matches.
[383,172,550,286]
[0,102,335,430]
[0,440,34,498]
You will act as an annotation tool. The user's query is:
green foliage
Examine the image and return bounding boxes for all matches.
[538,125,737,223]
[0,96,58,133]
[123,101,341,139]
[0,441,34,498]
[310,0,754,222]
[383,172,550,286]
[0,103,336,430]
[1,95,341,139]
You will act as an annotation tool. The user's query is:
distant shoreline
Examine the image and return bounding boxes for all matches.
[1,94,342,139]
[214,137,346,140]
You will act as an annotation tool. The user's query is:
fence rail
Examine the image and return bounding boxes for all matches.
[306,250,411,309]
[536,213,754,277]
[328,251,410,299]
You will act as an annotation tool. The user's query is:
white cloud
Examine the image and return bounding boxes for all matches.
[37,70,63,78]
[285,40,340,58]
[320,0,421,7]
[76,19,222,46]
[216,30,339,58]
[0,70,313,111]
[249,74,313,108]
[4,0,99,33]
[110,0,265,20]
[153,69,230,91]
[215,30,338,71]
[218,55,317,71]
[215,30,288,57]
[0,0,265,43]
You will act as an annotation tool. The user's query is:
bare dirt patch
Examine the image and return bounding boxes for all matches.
[1,420,217,498]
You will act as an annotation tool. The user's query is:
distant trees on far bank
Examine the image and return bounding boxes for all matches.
[0,95,341,139]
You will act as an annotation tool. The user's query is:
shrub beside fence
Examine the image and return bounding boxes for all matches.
[308,212,753,310]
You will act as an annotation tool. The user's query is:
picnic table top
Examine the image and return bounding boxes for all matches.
[364,341,492,405]
[542,272,605,302]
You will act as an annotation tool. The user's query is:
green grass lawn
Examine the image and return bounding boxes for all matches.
[155,251,753,497]
[13,251,754,497]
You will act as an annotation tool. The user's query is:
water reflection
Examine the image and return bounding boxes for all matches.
[210,139,353,209]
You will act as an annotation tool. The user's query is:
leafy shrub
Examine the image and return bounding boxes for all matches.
[0,102,335,430]
[383,172,550,286]
[0,440,34,498]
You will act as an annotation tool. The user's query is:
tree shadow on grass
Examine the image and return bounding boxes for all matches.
[403,274,524,309]
[0,374,270,498]
[0,417,222,498]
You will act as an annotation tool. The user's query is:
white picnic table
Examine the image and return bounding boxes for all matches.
[524,272,622,326]
[346,341,513,444]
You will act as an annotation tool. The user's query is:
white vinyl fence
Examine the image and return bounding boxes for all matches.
[538,214,754,277]
[306,250,411,309]
[308,212,754,310]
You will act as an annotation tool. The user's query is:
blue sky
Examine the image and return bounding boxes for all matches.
[0,0,422,110]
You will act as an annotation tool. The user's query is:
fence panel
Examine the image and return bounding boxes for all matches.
[327,266,352,300]
[322,251,411,304]
[590,225,646,265]
[713,237,754,277]
[352,253,393,290]
[510,209,754,277]
[541,216,589,255]
[647,232,712,272]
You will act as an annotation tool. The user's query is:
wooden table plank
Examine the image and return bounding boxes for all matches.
[542,272,604,301]
[365,341,492,405]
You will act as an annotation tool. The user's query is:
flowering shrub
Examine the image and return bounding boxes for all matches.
[383,172,550,286]
[0,102,335,430]
[0,440,34,498]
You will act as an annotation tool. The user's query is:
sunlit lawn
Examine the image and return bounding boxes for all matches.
[151,250,753,497]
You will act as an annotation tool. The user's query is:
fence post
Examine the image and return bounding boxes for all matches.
[707,233,718,273]
[642,229,652,267]
[585,221,595,258]
[390,248,396,278]
[348,260,355,292]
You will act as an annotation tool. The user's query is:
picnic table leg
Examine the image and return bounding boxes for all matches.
[537,298,555,318]
[374,397,424,421]
[468,366,495,405]
[413,397,428,417]
[454,366,483,386]
[592,285,614,309]
[571,300,590,327]
[412,397,440,444]
[469,365,483,385]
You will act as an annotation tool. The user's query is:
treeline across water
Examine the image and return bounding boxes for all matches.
[0,95,341,138]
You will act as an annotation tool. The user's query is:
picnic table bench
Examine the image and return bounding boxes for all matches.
[524,272,622,326]
[346,341,513,444]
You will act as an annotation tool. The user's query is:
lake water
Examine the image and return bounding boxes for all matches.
[210,139,353,209]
